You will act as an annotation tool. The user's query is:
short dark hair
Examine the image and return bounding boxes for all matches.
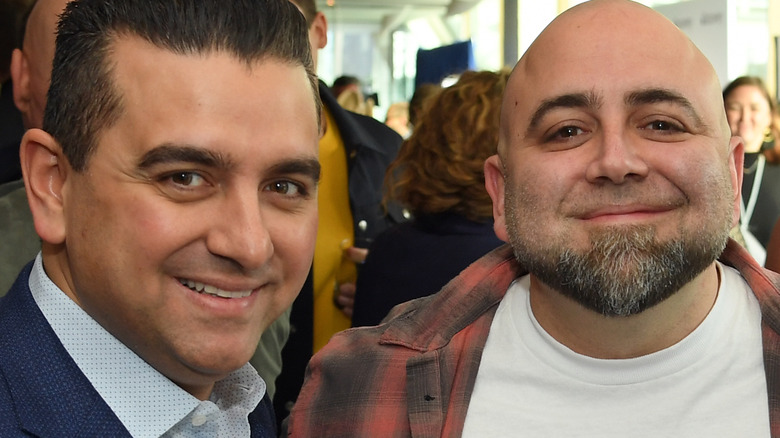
[331,75,361,97]
[45,0,320,172]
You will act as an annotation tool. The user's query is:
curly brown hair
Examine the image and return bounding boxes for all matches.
[384,69,510,222]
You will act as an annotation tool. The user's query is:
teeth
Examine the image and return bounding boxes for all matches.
[179,279,253,298]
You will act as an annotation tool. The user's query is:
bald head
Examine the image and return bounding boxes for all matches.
[499,0,729,158]
[10,0,70,129]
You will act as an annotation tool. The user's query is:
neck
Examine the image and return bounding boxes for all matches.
[528,263,720,359]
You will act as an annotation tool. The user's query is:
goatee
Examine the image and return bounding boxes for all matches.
[514,224,727,316]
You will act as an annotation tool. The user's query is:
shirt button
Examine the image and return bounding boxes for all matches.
[192,414,208,427]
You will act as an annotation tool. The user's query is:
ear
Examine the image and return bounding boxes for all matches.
[728,135,745,228]
[484,154,509,243]
[309,11,328,50]
[20,128,69,245]
[9,48,31,117]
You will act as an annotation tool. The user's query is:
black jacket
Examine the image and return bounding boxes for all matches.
[351,213,503,327]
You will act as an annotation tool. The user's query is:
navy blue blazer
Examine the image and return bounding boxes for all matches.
[0,262,276,437]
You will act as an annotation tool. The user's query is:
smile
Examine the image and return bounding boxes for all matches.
[179,279,253,298]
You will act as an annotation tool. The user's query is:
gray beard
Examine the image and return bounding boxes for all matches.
[511,224,729,317]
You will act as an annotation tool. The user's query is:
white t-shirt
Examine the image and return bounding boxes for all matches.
[462,263,770,437]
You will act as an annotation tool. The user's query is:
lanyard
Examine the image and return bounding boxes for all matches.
[740,154,766,231]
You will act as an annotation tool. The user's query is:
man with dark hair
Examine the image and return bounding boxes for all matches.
[290,0,780,436]
[331,75,362,98]
[274,0,405,427]
[0,0,320,435]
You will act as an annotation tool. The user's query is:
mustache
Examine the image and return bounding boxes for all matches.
[561,189,687,218]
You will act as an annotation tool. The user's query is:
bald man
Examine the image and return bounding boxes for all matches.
[0,0,65,293]
[289,1,780,436]
[10,0,61,130]
[0,0,30,185]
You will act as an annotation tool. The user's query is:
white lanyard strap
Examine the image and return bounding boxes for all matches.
[741,155,766,231]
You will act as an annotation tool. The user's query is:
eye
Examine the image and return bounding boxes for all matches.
[646,120,678,131]
[645,120,685,132]
[539,121,591,151]
[556,126,583,138]
[265,180,306,197]
[167,171,205,187]
[638,117,689,142]
[544,125,586,143]
[750,104,766,113]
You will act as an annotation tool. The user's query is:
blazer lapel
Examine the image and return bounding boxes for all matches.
[0,264,131,437]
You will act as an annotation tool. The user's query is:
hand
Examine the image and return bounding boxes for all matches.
[335,281,355,318]
[344,246,368,264]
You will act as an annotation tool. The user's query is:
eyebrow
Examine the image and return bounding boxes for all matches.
[527,91,602,132]
[137,144,321,183]
[525,88,706,134]
[268,158,321,184]
[137,144,233,170]
[624,88,705,129]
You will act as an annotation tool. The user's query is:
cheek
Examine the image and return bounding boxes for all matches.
[113,200,185,260]
[758,112,773,129]
[270,211,318,273]
[75,188,196,278]
[515,162,570,211]
[660,152,731,210]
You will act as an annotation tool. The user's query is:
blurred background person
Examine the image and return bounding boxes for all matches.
[351,69,509,327]
[723,75,780,265]
[332,74,373,116]
[1,0,65,293]
[331,74,362,98]
[0,0,32,184]
[384,101,410,138]
[336,87,372,116]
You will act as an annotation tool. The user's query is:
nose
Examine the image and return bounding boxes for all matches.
[206,188,273,271]
[585,129,649,184]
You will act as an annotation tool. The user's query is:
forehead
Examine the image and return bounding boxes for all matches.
[725,85,768,102]
[102,35,319,159]
[505,3,723,131]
